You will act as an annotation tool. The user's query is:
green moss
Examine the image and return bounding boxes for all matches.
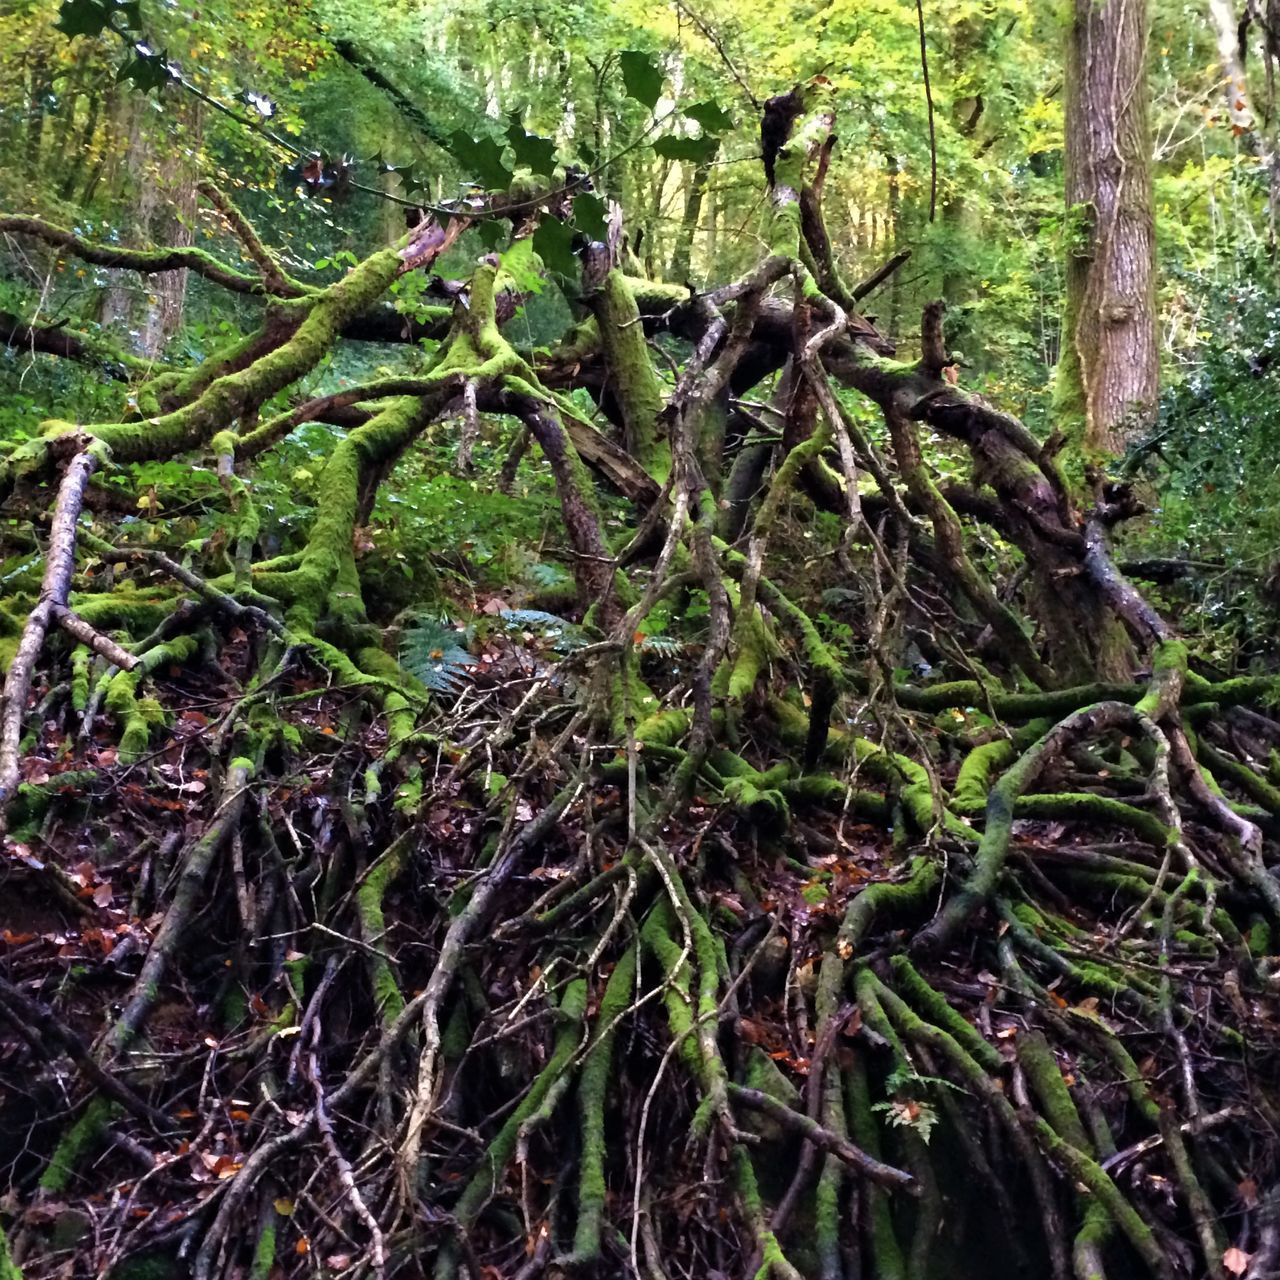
[0,1225,21,1280]
[249,1219,276,1280]
[451,979,587,1230]
[104,634,198,762]
[80,248,404,464]
[572,945,638,1261]
[634,707,691,749]
[357,842,408,1026]
[40,1097,118,1193]
[70,645,92,712]
[951,739,1018,810]
[1030,1118,1163,1271]
[889,956,1003,1073]
[845,1056,906,1280]
[640,897,702,1078]
[1016,1031,1091,1150]
[592,270,669,479]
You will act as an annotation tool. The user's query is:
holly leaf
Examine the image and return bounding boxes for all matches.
[532,217,578,279]
[619,50,664,111]
[54,0,112,37]
[505,123,557,176]
[653,135,720,166]
[684,100,734,133]
[572,192,607,241]
[446,131,513,190]
[117,49,174,94]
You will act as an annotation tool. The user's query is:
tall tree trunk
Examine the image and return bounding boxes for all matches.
[1057,0,1157,456]
[100,97,200,357]
[668,160,710,283]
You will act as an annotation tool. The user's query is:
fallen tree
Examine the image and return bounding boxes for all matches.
[1,77,1278,1280]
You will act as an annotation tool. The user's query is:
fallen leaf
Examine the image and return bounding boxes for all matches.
[1223,1246,1251,1275]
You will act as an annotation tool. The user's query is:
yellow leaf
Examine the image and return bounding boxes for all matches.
[274,1197,295,1217]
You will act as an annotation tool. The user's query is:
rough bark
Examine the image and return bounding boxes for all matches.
[1058,0,1158,455]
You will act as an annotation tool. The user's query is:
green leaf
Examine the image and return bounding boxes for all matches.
[684,101,734,133]
[653,135,719,166]
[446,131,514,190]
[619,50,664,111]
[505,122,557,176]
[532,217,578,279]
[54,0,112,37]
[572,192,608,241]
[477,220,509,252]
[117,50,173,93]
[55,0,139,37]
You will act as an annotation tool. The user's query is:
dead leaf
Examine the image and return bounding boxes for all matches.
[1223,1246,1251,1275]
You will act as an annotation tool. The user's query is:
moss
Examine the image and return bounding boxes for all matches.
[1248,916,1271,957]
[40,1097,118,1193]
[885,672,1280,719]
[592,270,669,479]
[1016,1031,1091,1150]
[450,979,587,1230]
[1030,1118,1164,1271]
[1135,638,1188,719]
[104,634,198,762]
[951,738,1018,810]
[78,248,405,465]
[640,897,702,1078]
[634,707,691,749]
[357,841,408,1027]
[845,1056,906,1280]
[1011,792,1172,844]
[248,1218,276,1280]
[71,586,175,636]
[722,774,790,833]
[572,945,638,1261]
[0,1225,21,1280]
[889,956,1003,1073]
[70,645,92,712]
[611,663,660,742]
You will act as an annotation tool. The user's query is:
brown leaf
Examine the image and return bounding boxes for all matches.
[93,882,113,908]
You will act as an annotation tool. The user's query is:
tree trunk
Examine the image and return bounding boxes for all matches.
[1057,0,1157,456]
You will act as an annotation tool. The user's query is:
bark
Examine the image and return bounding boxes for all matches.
[1058,0,1158,455]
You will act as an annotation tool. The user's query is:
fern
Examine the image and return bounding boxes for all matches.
[638,633,684,655]
[496,609,587,652]
[525,561,571,590]
[400,614,477,693]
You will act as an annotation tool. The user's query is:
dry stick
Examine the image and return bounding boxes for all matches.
[103,760,254,1057]
[766,1005,852,1241]
[196,181,300,297]
[51,605,139,670]
[396,778,583,1192]
[727,1085,917,1192]
[0,976,169,1129]
[0,443,99,818]
[90,542,286,638]
[308,1019,387,1280]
